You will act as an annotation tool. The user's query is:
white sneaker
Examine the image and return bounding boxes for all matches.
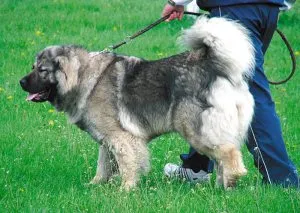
[164,163,210,183]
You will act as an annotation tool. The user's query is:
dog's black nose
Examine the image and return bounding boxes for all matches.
[19,78,27,88]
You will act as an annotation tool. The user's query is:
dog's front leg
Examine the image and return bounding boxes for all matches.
[109,132,148,191]
[89,144,117,184]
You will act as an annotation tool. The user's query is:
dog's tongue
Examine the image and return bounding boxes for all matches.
[26,93,40,101]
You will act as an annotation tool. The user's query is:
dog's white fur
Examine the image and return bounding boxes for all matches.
[181,16,255,81]
[182,17,254,186]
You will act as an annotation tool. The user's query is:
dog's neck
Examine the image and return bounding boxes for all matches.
[51,52,119,124]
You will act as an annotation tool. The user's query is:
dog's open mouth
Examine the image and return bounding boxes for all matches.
[26,90,51,102]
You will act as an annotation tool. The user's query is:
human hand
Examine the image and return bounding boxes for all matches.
[162,4,184,22]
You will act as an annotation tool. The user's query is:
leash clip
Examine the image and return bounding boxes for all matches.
[123,36,132,44]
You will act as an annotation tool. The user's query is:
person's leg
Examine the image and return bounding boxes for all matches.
[245,5,299,187]
[180,147,213,173]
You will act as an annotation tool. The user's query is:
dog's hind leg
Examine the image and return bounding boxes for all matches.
[188,138,247,189]
[175,112,247,189]
[89,144,117,184]
[108,131,149,190]
[212,144,247,188]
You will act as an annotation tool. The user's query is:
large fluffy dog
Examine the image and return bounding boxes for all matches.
[20,16,255,190]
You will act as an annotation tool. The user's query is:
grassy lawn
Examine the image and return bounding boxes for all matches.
[0,0,299,212]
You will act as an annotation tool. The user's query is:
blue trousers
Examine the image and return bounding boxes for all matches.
[181,3,299,187]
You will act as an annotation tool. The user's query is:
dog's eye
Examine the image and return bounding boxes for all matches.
[39,68,48,73]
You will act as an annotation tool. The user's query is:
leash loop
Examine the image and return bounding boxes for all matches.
[267,29,297,85]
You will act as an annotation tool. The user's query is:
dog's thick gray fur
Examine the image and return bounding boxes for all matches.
[20,16,255,190]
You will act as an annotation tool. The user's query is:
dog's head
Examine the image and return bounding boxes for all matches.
[20,45,86,103]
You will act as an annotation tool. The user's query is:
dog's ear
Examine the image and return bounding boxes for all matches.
[54,55,80,95]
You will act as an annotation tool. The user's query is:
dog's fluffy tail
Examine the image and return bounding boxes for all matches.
[181,16,255,81]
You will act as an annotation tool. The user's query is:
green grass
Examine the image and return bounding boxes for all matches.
[0,0,300,212]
